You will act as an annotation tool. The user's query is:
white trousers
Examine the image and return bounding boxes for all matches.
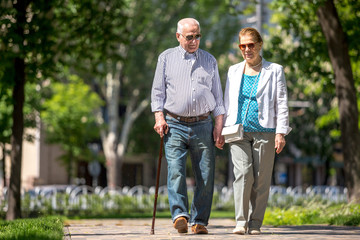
[230,132,275,229]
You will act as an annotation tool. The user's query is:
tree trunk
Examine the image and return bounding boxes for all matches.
[317,0,360,203]
[6,0,28,220]
[103,134,119,188]
[100,68,150,188]
[102,66,120,188]
[117,90,150,159]
[6,57,26,220]
[115,93,149,186]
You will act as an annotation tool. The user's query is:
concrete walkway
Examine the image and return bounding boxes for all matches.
[63,218,360,240]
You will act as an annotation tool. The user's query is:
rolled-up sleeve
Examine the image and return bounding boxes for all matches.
[211,61,225,117]
[151,55,166,112]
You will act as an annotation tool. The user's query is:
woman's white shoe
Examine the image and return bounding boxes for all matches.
[233,226,247,235]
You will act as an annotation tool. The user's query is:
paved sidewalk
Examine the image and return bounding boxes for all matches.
[63,218,360,240]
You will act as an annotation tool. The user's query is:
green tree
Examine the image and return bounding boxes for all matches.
[0,82,43,191]
[0,0,61,220]
[317,0,360,203]
[268,0,360,202]
[0,0,129,219]
[41,75,103,183]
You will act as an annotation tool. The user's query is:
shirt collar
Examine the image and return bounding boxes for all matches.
[178,45,198,59]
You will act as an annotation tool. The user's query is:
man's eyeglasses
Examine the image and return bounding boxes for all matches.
[239,42,256,51]
[181,33,202,41]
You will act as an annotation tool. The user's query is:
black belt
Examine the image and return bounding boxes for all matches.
[167,112,210,123]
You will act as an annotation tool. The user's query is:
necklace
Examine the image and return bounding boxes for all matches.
[247,58,262,68]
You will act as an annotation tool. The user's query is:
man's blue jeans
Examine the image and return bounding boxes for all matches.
[164,115,215,226]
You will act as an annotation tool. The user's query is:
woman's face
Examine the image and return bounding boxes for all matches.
[239,34,262,64]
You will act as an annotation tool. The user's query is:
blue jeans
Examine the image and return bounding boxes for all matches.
[164,115,215,226]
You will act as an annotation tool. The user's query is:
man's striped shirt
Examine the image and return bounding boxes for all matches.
[151,46,225,117]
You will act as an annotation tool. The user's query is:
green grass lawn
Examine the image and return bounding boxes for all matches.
[0,216,64,240]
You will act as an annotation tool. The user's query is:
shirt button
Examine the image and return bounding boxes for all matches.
[193,99,195,102]
[192,88,195,91]
[193,110,195,112]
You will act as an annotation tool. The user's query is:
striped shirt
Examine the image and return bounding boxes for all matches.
[151,46,225,117]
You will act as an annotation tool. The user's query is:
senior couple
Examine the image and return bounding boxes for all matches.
[151,18,291,235]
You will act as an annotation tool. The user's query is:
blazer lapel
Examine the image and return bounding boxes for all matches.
[232,61,245,86]
[257,60,271,93]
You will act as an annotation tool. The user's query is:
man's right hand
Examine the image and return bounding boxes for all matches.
[154,111,169,137]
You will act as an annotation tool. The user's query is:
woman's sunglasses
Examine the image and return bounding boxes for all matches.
[181,33,202,41]
[239,42,257,51]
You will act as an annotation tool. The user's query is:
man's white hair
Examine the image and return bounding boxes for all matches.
[177,18,200,34]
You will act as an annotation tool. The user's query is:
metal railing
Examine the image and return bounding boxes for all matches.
[0,185,348,212]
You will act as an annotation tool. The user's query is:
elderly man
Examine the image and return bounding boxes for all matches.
[151,18,225,234]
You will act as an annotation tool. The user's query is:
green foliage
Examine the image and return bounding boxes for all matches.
[266,0,360,174]
[0,0,130,195]
[0,91,12,144]
[0,216,64,240]
[52,0,129,73]
[327,203,360,226]
[329,214,360,226]
[0,0,129,135]
[41,75,103,178]
[264,197,360,226]
[0,82,43,145]
[265,206,323,226]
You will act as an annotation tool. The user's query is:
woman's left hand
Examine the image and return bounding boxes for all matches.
[275,133,286,154]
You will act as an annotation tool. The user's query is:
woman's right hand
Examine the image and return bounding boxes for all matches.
[275,133,286,154]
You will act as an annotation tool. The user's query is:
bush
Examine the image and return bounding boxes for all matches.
[264,201,360,226]
[327,203,360,226]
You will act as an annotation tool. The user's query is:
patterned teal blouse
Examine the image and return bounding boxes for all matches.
[236,73,276,133]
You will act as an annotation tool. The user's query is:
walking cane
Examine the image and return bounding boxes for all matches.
[150,136,164,234]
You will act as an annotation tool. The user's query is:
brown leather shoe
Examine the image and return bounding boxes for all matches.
[191,224,208,234]
[173,217,188,233]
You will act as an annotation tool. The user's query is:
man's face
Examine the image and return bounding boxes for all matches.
[176,23,200,53]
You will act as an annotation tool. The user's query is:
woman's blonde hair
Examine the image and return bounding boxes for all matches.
[239,27,263,43]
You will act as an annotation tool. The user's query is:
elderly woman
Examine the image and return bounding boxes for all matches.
[222,27,291,235]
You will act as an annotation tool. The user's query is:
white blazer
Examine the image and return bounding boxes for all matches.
[223,58,292,135]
